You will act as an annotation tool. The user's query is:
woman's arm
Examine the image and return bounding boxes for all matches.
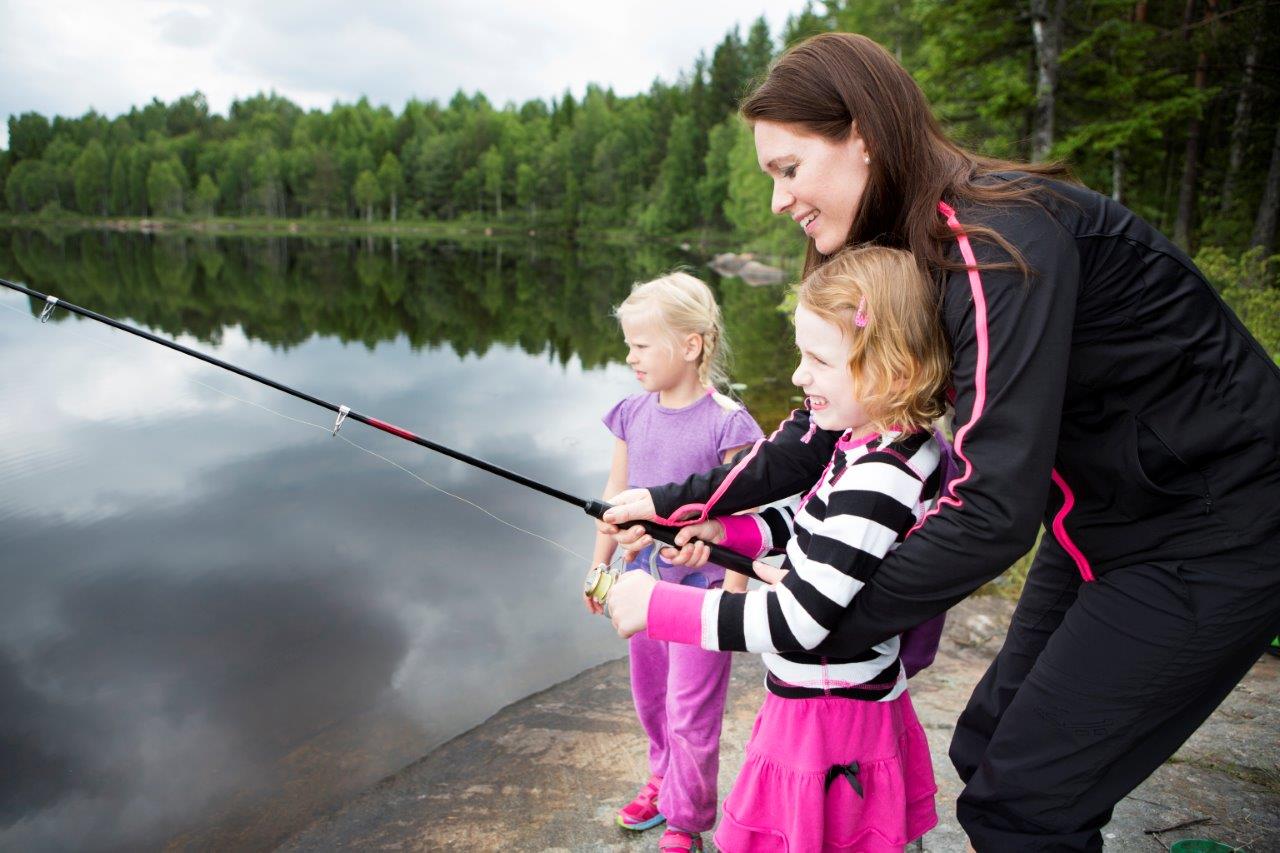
[628,443,934,651]
[648,408,839,522]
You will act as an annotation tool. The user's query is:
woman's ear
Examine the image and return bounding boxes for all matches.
[682,333,704,363]
[849,120,869,163]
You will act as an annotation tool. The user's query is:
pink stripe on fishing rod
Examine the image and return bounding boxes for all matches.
[366,417,419,442]
[651,408,805,526]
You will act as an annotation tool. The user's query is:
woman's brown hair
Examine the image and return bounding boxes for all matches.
[741,32,1071,278]
[796,245,949,436]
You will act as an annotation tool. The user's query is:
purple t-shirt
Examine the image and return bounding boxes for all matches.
[603,391,764,583]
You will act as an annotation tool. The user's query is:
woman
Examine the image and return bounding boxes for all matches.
[602,32,1280,851]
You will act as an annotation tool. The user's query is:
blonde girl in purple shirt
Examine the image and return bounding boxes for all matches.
[584,272,764,853]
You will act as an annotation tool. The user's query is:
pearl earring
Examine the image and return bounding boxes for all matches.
[863,154,871,165]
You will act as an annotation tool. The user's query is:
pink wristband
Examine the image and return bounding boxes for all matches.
[647,582,706,647]
[716,514,763,558]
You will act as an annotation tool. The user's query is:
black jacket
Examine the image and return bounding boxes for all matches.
[649,176,1280,656]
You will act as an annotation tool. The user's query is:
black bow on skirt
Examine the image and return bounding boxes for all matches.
[824,760,864,797]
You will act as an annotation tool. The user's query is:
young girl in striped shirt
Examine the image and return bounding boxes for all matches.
[604,245,951,852]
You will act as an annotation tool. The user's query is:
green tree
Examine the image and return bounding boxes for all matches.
[147,158,185,215]
[480,147,503,218]
[377,152,404,221]
[353,169,383,222]
[697,118,738,227]
[515,162,537,218]
[109,149,132,213]
[191,173,220,217]
[73,139,109,214]
[641,114,701,233]
[743,16,774,85]
[708,27,748,122]
[5,160,59,212]
[8,112,52,161]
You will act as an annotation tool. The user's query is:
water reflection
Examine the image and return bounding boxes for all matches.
[0,228,795,851]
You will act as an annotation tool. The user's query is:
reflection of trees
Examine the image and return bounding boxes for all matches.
[0,230,651,366]
[0,227,803,429]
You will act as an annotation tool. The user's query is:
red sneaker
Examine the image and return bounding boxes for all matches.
[659,827,703,852]
[616,774,665,831]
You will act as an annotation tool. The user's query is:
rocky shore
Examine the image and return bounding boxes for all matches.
[279,597,1279,851]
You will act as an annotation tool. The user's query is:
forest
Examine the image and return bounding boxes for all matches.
[3,0,1278,299]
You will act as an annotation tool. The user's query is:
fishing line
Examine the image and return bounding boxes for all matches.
[0,293,594,564]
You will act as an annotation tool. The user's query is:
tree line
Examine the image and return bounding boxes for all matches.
[2,1,1278,268]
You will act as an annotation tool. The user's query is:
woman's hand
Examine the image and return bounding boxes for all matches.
[600,488,658,559]
[659,519,725,568]
[607,570,656,638]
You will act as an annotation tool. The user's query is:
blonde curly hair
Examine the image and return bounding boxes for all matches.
[796,246,949,435]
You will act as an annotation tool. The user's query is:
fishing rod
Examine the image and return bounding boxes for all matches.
[0,277,763,590]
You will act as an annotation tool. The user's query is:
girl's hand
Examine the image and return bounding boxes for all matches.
[755,563,789,585]
[659,519,725,568]
[607,570,656,638]
[600,488,658,558]
[582,587,604,615]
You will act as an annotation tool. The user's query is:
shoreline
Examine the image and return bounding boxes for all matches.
[0,213,742,250]
[276,596,1279,851]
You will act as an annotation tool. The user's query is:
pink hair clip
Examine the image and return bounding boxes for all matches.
[854,296,870,328]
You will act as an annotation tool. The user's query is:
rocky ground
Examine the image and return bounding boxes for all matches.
[279,597,1279,851]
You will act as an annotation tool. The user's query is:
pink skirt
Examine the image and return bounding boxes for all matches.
[716,690,938,852]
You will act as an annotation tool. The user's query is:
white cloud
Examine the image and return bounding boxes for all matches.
[1,0,810,148]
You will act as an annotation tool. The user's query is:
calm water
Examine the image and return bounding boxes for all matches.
[0,228,795,851]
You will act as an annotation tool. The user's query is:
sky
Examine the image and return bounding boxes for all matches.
[0,0,814,149]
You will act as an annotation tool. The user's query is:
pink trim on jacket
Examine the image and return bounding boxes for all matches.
[912,201,1094,582]
[1050,468,1095,581]
[647,581,707,647]
[906,202,989,534]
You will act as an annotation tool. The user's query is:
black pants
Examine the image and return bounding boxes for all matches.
[949,531,1280,852]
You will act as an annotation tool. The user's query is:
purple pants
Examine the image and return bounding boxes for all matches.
[627,551,733,832]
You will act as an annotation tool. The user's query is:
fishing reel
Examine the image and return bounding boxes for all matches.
[583,561,623,614]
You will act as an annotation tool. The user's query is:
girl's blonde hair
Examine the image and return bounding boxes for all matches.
[796,246,949,435]
[614,271,733,395]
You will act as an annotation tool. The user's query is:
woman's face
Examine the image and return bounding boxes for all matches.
[754,120,870,255]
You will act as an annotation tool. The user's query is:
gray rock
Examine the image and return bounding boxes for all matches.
[737,259,786,286]
[709,253,749,276]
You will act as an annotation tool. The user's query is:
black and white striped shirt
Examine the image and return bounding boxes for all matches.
[699,429,942,701]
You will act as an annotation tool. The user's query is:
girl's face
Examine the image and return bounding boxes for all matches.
[791,304,872,434]
[755,120,870,256]
[621,317,699,394]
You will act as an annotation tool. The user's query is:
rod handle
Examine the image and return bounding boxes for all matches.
[583,499,762,581]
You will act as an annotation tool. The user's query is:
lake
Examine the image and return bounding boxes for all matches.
[0,226,796,851]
